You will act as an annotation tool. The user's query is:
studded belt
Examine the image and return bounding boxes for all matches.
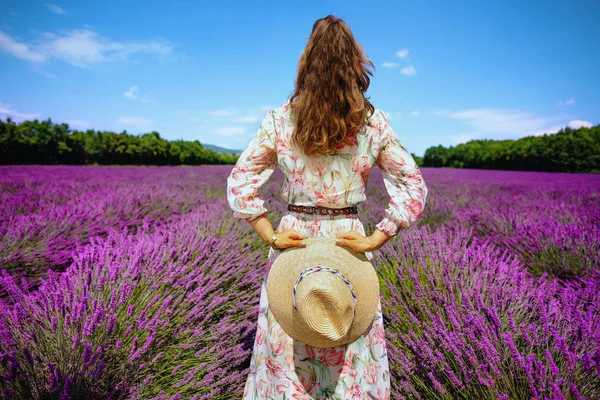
[287,204,358,216]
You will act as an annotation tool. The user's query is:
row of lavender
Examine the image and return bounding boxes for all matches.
[0,166,217,292]
[1,165,599,398]
[2,166,598,286]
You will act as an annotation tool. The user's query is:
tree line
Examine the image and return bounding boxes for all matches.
[0,117,237,165]
[1,117,598,173]
[423,124,600,173]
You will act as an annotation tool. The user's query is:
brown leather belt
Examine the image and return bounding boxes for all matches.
[287,204,358,216]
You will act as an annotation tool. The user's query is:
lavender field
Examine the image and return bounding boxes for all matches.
[1,165,599,399]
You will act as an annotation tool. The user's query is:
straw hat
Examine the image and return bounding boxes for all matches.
[266,237,380,348]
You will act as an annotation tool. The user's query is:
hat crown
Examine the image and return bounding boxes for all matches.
[295,270,355,341]
[292,266,358,317]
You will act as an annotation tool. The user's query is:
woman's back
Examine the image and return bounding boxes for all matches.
[275,103,388,208]
[227,102,428,239]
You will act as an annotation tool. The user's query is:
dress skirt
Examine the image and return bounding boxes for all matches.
[242,211,391,400]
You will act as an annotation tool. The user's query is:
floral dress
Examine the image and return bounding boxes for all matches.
[226,102,428,400]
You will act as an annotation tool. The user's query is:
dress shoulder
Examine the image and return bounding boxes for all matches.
[365,108,388,142]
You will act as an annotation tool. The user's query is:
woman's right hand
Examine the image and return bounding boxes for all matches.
[272,230,307,249]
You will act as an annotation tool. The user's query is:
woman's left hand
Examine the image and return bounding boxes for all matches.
[335,231,377,253]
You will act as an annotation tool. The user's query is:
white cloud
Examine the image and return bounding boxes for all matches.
[0,31,46,62]
[410,110,419,116]
[383,47,415,73]
[521,120,591,137]
[556,97,575,107]
[183,106,281,142]
[568,120,592,129]
[123,85,155,103]
[117,116,152,127]
[0,29,173,68]
[124,86,138,99]
[396,49,409,59]
[401,65,416,76]
[65,119,92,129]
[0,102,41,121]
[45,4,68,15]
[214,127,246,136]
[435,108,556,133]
[523,125,565,137]
[433,107,577,139]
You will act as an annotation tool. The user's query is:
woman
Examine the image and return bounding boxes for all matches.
[226,15,428,400]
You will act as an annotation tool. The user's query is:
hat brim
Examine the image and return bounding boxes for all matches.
[266,237,380,348]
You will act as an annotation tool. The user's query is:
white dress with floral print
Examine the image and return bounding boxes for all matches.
[226,103,428,399]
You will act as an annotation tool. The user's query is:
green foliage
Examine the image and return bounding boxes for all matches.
[422,124,600,172]
[0,117,239,165]
[410,152,424,167]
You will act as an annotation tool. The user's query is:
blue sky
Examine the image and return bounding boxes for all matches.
[0,0,598,156]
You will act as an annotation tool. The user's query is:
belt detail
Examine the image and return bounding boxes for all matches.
[287,204,358,216]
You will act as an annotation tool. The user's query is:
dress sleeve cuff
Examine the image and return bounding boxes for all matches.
[375,216,410,237]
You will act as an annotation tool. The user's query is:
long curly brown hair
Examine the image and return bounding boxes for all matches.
[287,15,376,157]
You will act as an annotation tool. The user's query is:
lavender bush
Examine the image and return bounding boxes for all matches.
[375,224,600,399]
[0,165,598,399]
[0,166,223,292]
[1,206,260,399]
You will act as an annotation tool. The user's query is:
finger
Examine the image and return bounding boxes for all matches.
[290,239,306,248]
[290,230,306,240]
[336,238,350,247]
[339,243,361,253]
[337,232,357,240]
[338,243,356,252]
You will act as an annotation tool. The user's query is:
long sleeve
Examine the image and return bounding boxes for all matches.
[226,110,278,221]
[374,110,428,237]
